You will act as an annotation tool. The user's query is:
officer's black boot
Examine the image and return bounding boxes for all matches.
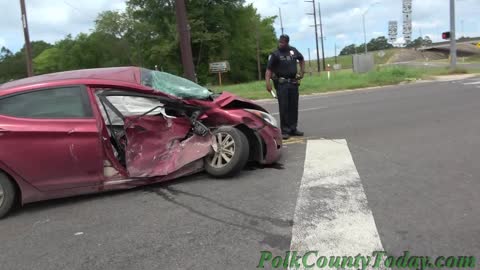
[290,130,304,136]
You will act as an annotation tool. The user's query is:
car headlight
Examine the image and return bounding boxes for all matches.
[245,109,278,128]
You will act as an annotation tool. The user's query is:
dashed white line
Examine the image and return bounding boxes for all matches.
[290,139,387,269]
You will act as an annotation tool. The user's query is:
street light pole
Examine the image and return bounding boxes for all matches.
[450,0,457,70]
[361,2,379,55]
[279,7,284,35]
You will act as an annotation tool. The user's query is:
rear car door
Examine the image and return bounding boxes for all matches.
[0,86,104,191]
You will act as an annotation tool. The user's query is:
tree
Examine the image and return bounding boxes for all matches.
[0,47,13,61]
[3,0,278,84]
[367,36,393,51]
[0,41,52,83]
[339,44,356,55]
[405,36,433,48]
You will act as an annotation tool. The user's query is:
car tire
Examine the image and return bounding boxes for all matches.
[0,173,16,219]
[204,126,250,178]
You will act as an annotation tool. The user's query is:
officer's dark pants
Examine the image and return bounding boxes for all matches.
[276,81,299,134]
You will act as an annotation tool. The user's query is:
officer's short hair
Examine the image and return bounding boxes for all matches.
[279,34,289,43]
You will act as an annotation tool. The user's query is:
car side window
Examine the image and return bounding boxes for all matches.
[0,86,92,118]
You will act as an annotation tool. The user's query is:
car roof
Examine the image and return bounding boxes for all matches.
[0,66,142,90]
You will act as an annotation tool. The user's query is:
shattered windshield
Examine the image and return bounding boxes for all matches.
[140,68,212,100]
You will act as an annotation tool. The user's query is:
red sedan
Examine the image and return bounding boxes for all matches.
[0,67,282,218]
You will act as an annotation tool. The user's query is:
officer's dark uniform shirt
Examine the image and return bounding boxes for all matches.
[267,46,304,79]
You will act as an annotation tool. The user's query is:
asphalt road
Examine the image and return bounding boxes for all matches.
[1,76,480,269]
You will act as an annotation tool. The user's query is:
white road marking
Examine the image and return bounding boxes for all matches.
[271,106,328,116]
[290,139,387,269]
[463,81,480,85]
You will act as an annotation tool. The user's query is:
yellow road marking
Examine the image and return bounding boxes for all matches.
[282,136,319,145]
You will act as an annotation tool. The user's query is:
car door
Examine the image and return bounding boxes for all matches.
[0,85,104,191]
[95,89,213,178]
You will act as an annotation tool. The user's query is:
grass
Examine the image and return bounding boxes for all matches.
[210,66,480,100]
[466,54,480,62]
[305,48,400,71]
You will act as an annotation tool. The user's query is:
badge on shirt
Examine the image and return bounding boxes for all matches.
[290,50,294,56]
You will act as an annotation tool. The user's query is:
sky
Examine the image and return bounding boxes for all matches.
[1,0,479,60]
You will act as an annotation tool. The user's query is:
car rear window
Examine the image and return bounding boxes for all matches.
[0,86,92,118]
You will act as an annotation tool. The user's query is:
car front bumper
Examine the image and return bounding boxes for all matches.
[257,125,282,164]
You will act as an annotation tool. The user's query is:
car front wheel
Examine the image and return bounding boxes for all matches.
[204,126,249,178]
[0,173,16,219]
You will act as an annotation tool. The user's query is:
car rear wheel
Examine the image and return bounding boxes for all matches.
[0,173,16,219]
[204,126,249,178]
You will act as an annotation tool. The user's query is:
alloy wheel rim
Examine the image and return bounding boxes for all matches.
[209,132,235,168]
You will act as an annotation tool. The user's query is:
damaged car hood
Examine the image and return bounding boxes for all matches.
[212,92,267,112]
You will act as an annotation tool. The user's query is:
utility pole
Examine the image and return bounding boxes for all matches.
[175,0,196,82]
[308,48,311,67]
[334,43,338,64]
[450,0,457,70]
[305,0,320,72]
[279,7,284,35]
[318,2,326,71]
[19,0,33,77]
[255,22,262,81]
[308,48,312,74]
[461,19,464,38]
[362,13,367,54]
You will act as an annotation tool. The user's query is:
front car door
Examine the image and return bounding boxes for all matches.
[95,89,213,178]
[0,85,104,191]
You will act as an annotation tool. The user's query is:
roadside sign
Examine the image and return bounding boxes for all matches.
[209,61,230,86]
[209,61,230,73]
[476,42,480,49]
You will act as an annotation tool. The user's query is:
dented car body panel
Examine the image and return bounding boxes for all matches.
[124,116,214,178]
[0,67,282,206]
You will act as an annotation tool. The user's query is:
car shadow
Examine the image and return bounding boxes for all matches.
[9,164,288,230]
[143,180,293,250]
[245,161,286,171]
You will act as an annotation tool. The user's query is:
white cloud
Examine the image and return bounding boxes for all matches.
[0,0,479,58]
[250,0,480,57]
[0,0,126,52]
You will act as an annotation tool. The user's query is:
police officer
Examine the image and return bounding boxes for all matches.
[265,34,305,140]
